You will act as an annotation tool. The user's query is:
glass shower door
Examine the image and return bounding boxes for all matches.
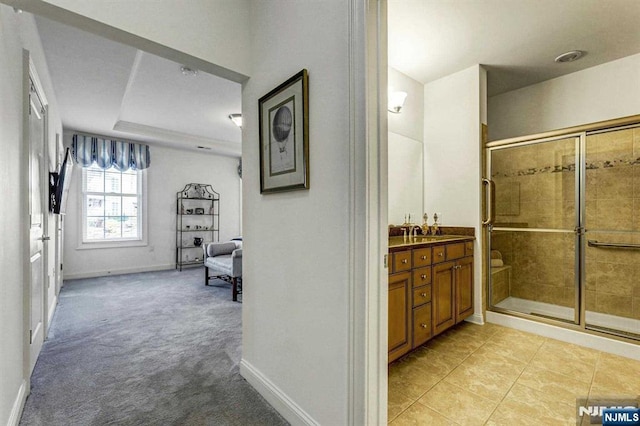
[487,136,579,323]
[583,127,640,339]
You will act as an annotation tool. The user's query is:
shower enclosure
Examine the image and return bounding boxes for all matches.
[484,118,640,341]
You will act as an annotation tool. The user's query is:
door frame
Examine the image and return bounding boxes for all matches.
[23,50,50,384]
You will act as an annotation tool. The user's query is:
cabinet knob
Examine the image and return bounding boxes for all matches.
[402,259,408,264]
[420,292,427,297]
[438,252,444,257]
[421,255,427,260]
[421,274,426,279]
[420,323,428,329]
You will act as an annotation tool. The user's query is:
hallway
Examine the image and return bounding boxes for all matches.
[20,268,287,425]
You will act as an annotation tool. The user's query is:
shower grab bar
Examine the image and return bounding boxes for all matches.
[587,240,640,249]
[482,178,495,226]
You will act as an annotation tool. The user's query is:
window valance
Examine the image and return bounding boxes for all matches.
[71,134,151,171]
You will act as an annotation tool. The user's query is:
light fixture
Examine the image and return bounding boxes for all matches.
[228,113,242,128]
[388,90,407,114]
[554,50,585,63]
[180,65,198,76]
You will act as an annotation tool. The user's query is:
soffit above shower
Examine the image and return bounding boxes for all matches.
[388,0,640,97]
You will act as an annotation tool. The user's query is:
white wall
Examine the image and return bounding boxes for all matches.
[0,6,63,426]
[63,137,241,279]
[241,1,352,424]
[489,53,640,141]
[424,64,486,323]
[388,67,424,225]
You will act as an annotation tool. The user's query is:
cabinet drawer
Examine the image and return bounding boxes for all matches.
[465,241,474,257]
[446,243,466,261]
[412,267,431,287]
[412,248,431,268]
[393,251,411,272]
[413,303,432,348]
[432,245,446,263]
[412,285,431,307]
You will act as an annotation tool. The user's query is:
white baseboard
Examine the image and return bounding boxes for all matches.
[47,294,57,327]
[7,379,27,426]
[63,263,175,280]
[486,311,640,361]
[466,312,485,325]
[240,359,319,426]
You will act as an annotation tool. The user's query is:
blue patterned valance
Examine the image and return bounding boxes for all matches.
[71,134,151,171]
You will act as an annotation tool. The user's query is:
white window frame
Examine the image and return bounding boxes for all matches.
[78,166,148,250]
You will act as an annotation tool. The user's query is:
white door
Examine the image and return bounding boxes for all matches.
[28,79,46,375]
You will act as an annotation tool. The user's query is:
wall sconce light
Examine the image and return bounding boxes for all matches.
[228,113,242,128]
[388,90,407,114]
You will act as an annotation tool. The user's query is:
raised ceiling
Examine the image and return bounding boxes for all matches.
[35,15,242,157]
[35,1,640,154]
[388,0,640,96]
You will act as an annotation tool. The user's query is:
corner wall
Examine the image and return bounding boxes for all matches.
[63,138,241,279]
[241,1,352,424]
[424,64,486,323]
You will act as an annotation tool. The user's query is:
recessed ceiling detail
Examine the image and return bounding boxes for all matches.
[34,15,242,154]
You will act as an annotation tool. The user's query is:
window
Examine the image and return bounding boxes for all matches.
[82,165,144,244]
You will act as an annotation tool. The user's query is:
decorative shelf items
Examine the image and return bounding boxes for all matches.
[176,183,219,271]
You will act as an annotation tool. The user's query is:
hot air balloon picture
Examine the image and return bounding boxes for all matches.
[269,99,296,175]
[258,69,309,193]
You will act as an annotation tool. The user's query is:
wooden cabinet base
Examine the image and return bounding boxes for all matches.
[388,271,411,363]
[388,239,474,363]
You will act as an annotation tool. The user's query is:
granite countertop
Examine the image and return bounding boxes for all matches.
[389,234,475,252]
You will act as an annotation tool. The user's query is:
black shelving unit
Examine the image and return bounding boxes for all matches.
[176,183,220,271]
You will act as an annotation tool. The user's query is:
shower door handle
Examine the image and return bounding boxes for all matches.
[482,178,495,226]
[587,240,640,249]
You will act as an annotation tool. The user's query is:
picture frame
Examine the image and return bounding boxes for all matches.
[259,69,309,193]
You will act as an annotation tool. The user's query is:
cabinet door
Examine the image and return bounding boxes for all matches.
[412,303,432,348]
[388,271,411,363]
[456,256,474,323]
[432,261,455,336]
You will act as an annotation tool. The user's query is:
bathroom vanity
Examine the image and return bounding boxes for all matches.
[388,234,474,363]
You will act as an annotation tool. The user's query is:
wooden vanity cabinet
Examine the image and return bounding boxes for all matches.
[388,239,474,362]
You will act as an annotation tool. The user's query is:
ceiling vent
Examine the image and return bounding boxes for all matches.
[554,50,585,63]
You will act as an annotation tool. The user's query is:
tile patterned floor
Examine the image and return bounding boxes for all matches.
[388,322,640,425]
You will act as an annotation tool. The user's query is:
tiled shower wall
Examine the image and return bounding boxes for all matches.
[585,128,640,320]
[490,129,640,320]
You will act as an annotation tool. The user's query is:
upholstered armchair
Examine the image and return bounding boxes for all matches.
[203,238,242,301]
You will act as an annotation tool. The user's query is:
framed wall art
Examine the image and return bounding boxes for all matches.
[258,69,309,193]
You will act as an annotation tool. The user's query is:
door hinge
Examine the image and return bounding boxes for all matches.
[384,254,388,269]
[29,329,33,344]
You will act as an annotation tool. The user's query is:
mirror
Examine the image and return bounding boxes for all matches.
[388,67,424,225]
